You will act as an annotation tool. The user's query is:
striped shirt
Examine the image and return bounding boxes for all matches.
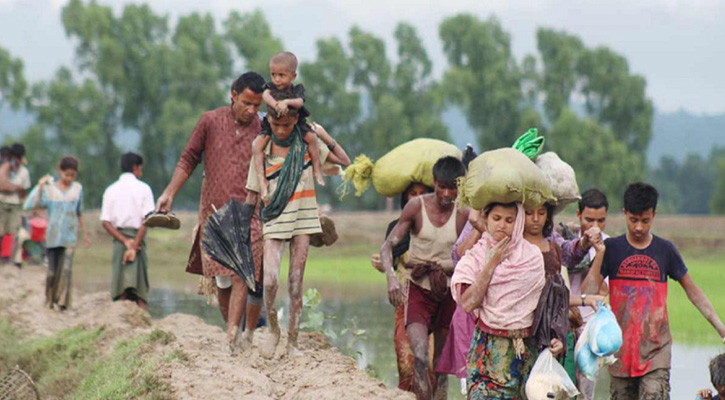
[246,138,330,240]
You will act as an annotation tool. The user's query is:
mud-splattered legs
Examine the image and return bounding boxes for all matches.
[261,239,284,358]
[287,234,310,353]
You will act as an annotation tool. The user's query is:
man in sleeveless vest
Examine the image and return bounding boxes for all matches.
[381,156,469,400]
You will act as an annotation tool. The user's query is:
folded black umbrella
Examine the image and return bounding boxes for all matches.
[202,200,257,292]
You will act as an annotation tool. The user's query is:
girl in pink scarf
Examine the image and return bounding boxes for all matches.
[450,202,545,399]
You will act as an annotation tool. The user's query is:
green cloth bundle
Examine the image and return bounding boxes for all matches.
[512,128,545,160]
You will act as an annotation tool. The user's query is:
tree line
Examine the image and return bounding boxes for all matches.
[3,0,718,213]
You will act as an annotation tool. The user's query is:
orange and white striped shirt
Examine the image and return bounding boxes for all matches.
[246,138,330,240]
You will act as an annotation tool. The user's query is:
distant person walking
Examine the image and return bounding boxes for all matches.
[101,153,155,310]
[0,143,31,266]
[25,156,90,310]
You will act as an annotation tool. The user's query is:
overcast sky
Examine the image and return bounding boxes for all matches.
[1,0,724,114]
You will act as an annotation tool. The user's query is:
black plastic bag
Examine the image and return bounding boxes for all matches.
[202,200,257,292]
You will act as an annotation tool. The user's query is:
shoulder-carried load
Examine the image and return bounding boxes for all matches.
[340,138,461,197]
[534,152,580,215]
[458,148,555,210]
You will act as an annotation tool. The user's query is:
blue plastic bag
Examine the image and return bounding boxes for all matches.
[575,342,599,380]
[588,304,622,357]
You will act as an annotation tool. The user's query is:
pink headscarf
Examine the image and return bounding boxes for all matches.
[451,203,545,331]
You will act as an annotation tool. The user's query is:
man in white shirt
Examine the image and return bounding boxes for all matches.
[100,152,155,310]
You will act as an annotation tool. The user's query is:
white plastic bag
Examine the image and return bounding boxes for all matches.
[534,152,580,215]
[525,348,579,400]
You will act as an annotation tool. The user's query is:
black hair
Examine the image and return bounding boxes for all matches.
[710,353,725,388]
[120,152,144,173]
[9,143,25,158]
[231,72,265,95]
[542,203,556,237]
[399,182,433,209]
[462,144,477,169]
[432,156,466,187]
[623,182,658,214]
[0,146,10,160]
[59,156,79,172]
[483,202,517,217]
[579,188,609,213]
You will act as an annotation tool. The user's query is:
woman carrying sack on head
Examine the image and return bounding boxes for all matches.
[452,202,561,399]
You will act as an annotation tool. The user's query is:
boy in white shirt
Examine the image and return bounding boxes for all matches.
[100,152,155,310]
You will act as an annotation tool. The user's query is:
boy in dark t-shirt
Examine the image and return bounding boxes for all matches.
[583,182,725,400]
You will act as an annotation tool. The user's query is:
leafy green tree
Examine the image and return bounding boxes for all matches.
[548,108,642,207]
[225,9,282,75]
[439,14,523,150]
[711,158,725,214]
[51,0,233,206]
[577,47,653,153]
[25,68,116,205]
[535,28,653,154]
[300,23,449,209]
[0,46,28,120]
[648,156,682,214]
[677,154,713,214]
[535,28,583,122]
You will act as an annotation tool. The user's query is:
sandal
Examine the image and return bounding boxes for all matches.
[143,211,181,230]
[310,215,338,247]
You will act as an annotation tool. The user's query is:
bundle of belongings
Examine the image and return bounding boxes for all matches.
[340,138,461,198]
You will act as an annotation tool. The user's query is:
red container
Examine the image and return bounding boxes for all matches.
[1,234,12,257]
[30,218,47,243]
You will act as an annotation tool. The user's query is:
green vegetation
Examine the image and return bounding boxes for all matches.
[0,0,662,211]
[668,253,725,345]
[0,320,174,400]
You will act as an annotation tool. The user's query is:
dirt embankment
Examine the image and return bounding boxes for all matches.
[0,265,412,400]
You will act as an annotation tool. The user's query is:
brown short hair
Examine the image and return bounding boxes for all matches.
[270,51,298,72]
[59,156,79,171]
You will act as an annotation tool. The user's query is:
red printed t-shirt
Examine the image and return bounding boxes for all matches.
[600,234,688,378]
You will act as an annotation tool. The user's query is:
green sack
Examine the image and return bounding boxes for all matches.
[342,138,461,197]
[458,148,555,210]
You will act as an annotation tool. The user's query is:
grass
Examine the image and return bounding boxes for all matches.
[0,319,173,400]
[69,210,725,343]
[668,253,725,345]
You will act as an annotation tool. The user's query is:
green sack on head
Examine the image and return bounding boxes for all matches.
[458,148,555,210]
[341,138,461,198]
[535,152,580,215]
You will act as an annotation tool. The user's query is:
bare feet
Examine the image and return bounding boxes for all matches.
[230,328,253,355]
[286,329,299,356]
[261,309,280,359]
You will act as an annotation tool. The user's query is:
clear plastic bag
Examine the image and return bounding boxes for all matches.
[525,348,579,400]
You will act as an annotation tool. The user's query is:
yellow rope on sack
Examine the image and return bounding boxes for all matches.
[337,154,375,199]
[455,175,470,210]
